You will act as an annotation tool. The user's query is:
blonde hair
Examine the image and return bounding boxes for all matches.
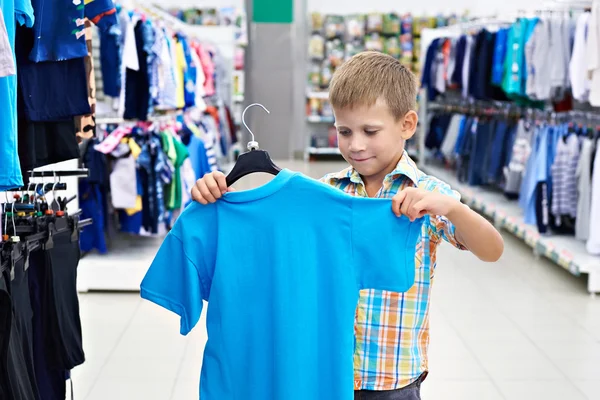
[328,51,417,121]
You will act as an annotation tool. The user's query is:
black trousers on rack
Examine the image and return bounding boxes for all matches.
[29,230,85,400]
[0,265,38,400]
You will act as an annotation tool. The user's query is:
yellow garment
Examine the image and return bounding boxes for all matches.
[125,138,143,216]
[175,41,186,109]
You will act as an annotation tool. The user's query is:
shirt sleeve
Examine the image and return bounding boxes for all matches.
[422,178,468,250]
[351,197,424,292]
[85,0,118,31]
[14,0,34,28]
[140,204,216,335]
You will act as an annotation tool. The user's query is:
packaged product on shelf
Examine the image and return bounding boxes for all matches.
[328,126,338,147]
[346,14,366,39]
[308,98,321,116]
[324,15,345,39]
[384,37,401,59]
[345,39,366,61]
[321,100,334,118]
[309,34,326,60]
[326,38,345,68]
[309,64,321,88]
[311,12,325,31]
[320,61,333,87]
[382,13,401,36]
[366,13,383,33]
[365,32,384,52]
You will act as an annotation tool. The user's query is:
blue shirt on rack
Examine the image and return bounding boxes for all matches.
[29,0,117,62]
[0,0,34,191]
[140,169,423,400]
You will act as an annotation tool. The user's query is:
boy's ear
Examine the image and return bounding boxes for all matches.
[400,110,418,140]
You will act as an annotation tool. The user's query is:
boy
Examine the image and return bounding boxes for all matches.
[191,52,504,399]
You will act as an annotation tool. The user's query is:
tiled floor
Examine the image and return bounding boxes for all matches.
[73,161,600,400]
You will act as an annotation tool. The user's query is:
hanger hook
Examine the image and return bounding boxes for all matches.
[52,172,61,212]
[241,103,270,151]
[11,203,16,237]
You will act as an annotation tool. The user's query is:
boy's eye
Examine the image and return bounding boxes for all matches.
[365,130,379,135]
[338,130,351,136]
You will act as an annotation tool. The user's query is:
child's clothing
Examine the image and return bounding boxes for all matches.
[321,151,467,391]
[354,373,424,399]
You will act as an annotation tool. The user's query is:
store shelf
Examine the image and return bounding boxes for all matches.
[307,115,334,123]
[306,147,341,155]
[306,90,329,99]
[422,163,600,295]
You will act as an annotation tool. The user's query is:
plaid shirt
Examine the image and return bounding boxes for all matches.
[320,151,467,391]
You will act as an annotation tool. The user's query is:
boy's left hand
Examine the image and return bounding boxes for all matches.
[392,187,460,221]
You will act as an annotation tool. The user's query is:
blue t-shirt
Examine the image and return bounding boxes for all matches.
[140,169,423,400]
[0,0,34,191]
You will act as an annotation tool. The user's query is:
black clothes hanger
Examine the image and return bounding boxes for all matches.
[226,103,281,186]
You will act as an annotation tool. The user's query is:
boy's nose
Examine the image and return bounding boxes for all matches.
[348,138,367,152]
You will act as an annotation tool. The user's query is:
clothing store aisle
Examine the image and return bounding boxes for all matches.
[72,161,600,400]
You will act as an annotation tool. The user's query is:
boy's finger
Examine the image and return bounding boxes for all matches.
[392,191,407,216]
[199,182,217,203]
[411,199,428,219]
[191,186,208,205]
[205,178,223,199]
[400,195,413,218]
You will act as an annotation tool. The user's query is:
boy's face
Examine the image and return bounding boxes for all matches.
[333,99,417,184]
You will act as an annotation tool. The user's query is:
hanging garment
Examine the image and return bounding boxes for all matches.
[550,134,580,220]
[110,152,138,209]
[18,119,81,173]
[587,1,600,106]
[1,266,38,400]
[504,119,534,198]
[74,19,98,144]
[576,138,595,241]
[28,250,68,400]
[491,27,509,86]
[0,0,34,191]
[570,12,591,102]
[99,19,123,98]
[0,8,15,78]
[28,0,116,62]
[124,20,150,121]
[586,144,600,254]
[141,169,424,400]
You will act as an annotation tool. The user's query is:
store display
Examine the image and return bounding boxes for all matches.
[306,11,467,130]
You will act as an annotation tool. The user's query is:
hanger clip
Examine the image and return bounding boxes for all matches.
[45,222,55,250]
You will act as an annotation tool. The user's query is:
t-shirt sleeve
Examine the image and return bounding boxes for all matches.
[140,204,216,335]
[85,0,118,31]
[14,0,34,28]
[351,197,424,293]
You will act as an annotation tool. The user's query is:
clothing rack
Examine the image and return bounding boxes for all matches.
[419,95,600,296]
[26,169,89,178]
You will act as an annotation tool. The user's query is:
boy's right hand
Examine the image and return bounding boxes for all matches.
[191,171,234,205]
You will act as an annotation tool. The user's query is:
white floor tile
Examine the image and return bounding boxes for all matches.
[498,380,588,400]
[171,379,199,400]
[421,379,504,400]
[85,377,176,400]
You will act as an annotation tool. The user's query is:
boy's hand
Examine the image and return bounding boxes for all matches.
[191,171,234,205]
[392,187,461,221]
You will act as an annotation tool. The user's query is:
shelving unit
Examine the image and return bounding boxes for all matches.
[422,163,600,296]
[307,115,334,123]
